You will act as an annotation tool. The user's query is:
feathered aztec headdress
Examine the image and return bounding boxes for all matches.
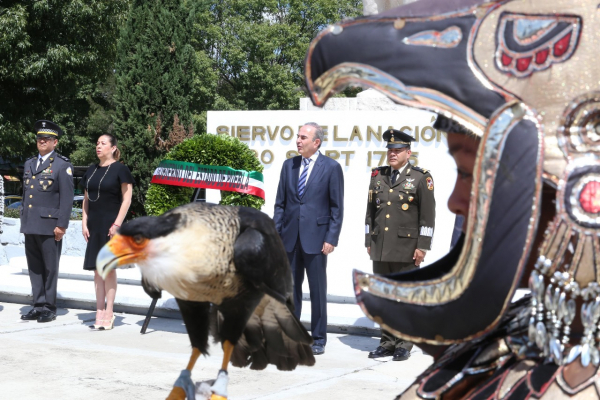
[305,0,600,366]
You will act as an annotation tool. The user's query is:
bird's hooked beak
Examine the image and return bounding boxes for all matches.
[96,234,150,280]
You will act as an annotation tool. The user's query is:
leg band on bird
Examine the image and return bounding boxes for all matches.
[167,347,202,400]
[209,370,229,399]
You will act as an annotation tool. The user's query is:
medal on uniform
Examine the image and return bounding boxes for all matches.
[409,196,414,202]
[399,194,404,200]
[26,179,29,184]
[403,178,415,190]
[376,198,380,205]
[377,181,380,185]
[402,203,409,210]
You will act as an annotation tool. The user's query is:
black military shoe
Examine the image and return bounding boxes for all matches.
[368,346,394,359]
[393,348,411,361]
[21,309,42,321]
[37,310,56,323]
[312,344,325,355]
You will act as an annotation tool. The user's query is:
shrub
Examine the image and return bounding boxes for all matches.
[145,134,264,216]
[4,208,20,219]
[2,208,82,220]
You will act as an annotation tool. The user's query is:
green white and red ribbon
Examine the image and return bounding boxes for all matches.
[151,160,265,199]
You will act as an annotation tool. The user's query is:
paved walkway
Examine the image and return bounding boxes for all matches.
[0,302,432,400]
[0,256,379,336]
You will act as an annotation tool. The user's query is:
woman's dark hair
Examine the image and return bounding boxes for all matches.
[100,133,121,161]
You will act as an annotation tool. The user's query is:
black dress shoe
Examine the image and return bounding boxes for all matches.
[368,346,394,359]
[312,344,325,355]
[393,348,411,361]
[21,309,42,321]
[37,310,56,323]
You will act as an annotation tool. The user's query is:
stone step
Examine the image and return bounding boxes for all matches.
[0,256,379,336]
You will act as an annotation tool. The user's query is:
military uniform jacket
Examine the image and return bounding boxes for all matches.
[365,164,435,263]
[20,152,74,235]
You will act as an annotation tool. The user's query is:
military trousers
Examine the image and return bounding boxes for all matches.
[24,234,62,312]
[373,261,417,352]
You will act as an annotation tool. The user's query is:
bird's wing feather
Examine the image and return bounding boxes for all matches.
[229,294,315,371]
[233,214,292,304]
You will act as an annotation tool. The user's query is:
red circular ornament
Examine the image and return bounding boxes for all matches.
[579,181,600,214]
[371,169,379,177]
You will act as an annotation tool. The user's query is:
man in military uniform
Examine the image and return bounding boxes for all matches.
[364,129,435,361]
[20,120,74,323]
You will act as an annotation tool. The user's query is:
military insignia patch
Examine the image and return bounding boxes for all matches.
[66,167,72,176]
[403,178,415,190]
[371,169,379,177]
[426,177,434,191]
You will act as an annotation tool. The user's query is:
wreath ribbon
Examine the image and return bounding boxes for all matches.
[151,160,265,199]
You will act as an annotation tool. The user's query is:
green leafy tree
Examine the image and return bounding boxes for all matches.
[0,1,129,163]
[191,0,362,121]
[113,0,197,215]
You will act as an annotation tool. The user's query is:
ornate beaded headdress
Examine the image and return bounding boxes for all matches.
[304,0,600,365]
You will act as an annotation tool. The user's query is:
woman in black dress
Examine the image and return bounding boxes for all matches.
[82,134,133,330]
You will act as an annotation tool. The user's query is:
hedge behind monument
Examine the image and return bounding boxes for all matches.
[145,134,265,216]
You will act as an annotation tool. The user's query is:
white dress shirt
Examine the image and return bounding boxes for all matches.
[298,151,320,184]
[37,151,54,170]
[392,161,409,177]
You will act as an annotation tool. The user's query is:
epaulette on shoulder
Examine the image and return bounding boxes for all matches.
[55,153,70,162]
[412,166,429,174]
[26,155,36,161]
[371,165,387,178]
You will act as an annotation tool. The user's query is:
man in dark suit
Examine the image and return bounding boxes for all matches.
[274,122,344,355]
[20,120,74,323]
[365,129,436,361]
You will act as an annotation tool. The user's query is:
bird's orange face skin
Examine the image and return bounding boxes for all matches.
[108,234,150,266]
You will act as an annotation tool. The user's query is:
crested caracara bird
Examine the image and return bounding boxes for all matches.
[96,203,315,400]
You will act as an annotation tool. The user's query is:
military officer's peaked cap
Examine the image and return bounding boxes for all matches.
[382,129,415,149]
[34,120,63,139]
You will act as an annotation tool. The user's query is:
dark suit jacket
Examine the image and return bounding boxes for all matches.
[274,153,344,254]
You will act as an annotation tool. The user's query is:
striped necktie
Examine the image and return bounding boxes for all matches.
[298,158,311,198]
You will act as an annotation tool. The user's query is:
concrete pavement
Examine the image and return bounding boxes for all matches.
[0,302,433,400]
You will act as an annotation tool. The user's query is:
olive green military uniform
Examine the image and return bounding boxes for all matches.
[365,164,436,351]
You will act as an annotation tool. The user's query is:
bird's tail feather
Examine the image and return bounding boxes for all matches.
[229,294,315,371]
